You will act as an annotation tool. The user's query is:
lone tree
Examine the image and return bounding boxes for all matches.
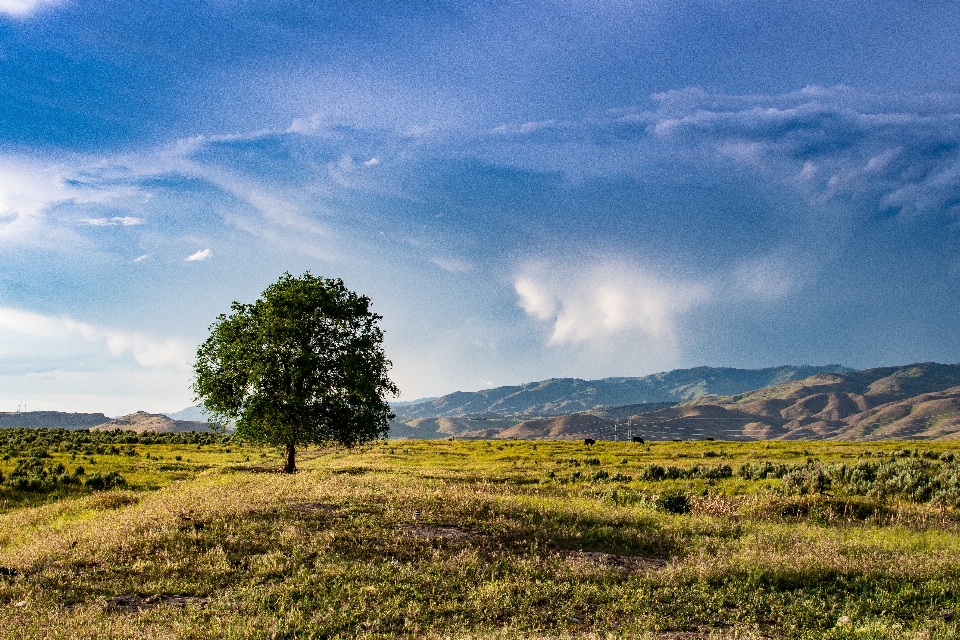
[192,272,398,473]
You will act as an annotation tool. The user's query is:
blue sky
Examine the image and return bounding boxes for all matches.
[2,0,960,414]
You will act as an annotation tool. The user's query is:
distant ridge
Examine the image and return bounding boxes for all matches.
[0,411,109,430]
[390,363,960,441]
[0,410,213,433]
[392,365,850,421]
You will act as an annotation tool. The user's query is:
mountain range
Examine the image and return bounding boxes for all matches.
[391,365,850,421]
[390,363,960,441]
[6,363,960,441]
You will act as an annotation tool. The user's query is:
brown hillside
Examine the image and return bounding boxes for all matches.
[671,385,960,442]
[497,414,613,440]
[390,416,521,439]
[91,411,213,434]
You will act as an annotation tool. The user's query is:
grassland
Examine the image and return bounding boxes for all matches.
[1,436,959,639]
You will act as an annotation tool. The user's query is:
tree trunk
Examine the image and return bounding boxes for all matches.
[283,443,296,473]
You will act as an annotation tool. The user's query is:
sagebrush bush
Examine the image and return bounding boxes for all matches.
[655,490,691,514]
[771,457,960,506]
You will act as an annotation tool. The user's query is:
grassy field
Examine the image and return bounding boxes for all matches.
[1,436,959,639]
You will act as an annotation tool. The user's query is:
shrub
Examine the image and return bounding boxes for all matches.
[83,471,127,490]
[655,491,691,514]
[638,462,733,482]
[738,461,790,480]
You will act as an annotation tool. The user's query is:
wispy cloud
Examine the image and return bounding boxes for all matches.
[185,249,212,262]
[429,256,472,273]
[0,307,192,370]
[645,86,960,219]
[0,155,145,248]
[78,216,145,226]
[0,158,77,245]
[0,0,63,18]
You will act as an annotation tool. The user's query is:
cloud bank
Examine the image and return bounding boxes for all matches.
[0,306,192,370]
[515,262,708,345]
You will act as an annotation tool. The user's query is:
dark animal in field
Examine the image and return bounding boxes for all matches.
[632,436,644,444]
[705,437,715,441]
[583,438,596,445]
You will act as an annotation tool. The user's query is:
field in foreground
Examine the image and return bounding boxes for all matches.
[1,437,960,639]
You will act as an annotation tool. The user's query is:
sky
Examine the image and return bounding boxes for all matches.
[2,0,960,415]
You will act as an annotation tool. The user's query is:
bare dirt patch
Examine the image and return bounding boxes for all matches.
[563,550,668,572]
[104,594,208,611]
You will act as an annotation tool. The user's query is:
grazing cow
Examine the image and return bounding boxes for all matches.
[583,438,596,446]
[632,436,644,444]
[705,437,715,441]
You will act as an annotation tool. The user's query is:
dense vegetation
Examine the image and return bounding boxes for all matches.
[1,434,959,638]
[0,429,235,509]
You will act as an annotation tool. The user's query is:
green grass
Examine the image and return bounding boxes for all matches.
[1,437,959,638]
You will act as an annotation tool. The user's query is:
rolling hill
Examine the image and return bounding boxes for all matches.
[90,411,214,434]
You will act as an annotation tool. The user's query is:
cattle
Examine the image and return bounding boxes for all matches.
[583,438,596,446]
[632,436,644,444]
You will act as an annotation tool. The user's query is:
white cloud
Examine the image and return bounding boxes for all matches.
[0,155,144,248]
[515,262,708,345]
[133,254,149,262]
[185,249,212,261]
[0,158,75,245]
[0,0,63,18]
[0,306,63,337]
[515,277,558,321]
[78,216,145,226]
[643,86,960,219]
[0,307,193,370]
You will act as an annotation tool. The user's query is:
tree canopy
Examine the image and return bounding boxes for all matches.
[192,272,398,472]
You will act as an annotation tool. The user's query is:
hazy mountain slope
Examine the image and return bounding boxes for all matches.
[388,416,521,440]
[166,406,211,421]
[0,411,109,429]
[496,414,614,440]
[393,365,848,420]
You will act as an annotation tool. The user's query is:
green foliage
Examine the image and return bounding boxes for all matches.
[2,454,88,493]
[637,462,733,481]
[193,273,399,453]
[81,471,127,490]
[737,457,960,506]
[654,489,691,513]
[0,427,227,454]
[778,458,960,505]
